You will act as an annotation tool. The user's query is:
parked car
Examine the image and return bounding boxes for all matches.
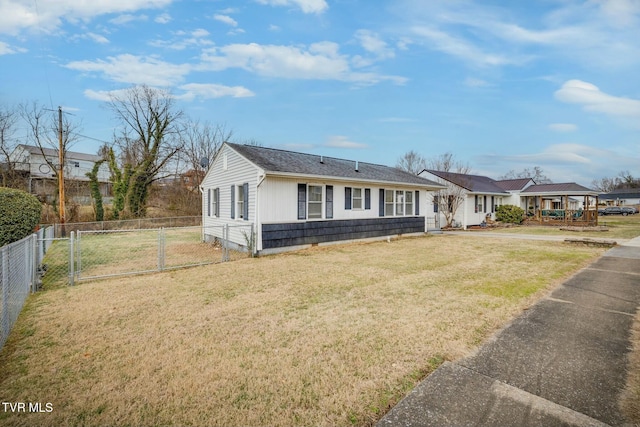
[598,206,635,216]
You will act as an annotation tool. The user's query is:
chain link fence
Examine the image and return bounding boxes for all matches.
[0,223,253,350]
[72,224,254,282]
[1,234,36,349]
[49,216,201,238]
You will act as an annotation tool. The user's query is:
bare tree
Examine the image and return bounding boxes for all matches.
[396,150,427,175]
[107,85,184,218]
[499,166,552,184]
[591,176,619,193]
[425,152,472,228]
[0,104,23,188]
[179,120,232,191]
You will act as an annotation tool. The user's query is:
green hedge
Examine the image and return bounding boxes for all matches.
[495,204,525,224]
[0,188,42,247]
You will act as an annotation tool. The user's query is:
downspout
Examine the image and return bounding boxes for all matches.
[199,185,204,242]
[255,172,266,254]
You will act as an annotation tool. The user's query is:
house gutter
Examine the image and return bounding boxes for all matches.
[263,171,446,190]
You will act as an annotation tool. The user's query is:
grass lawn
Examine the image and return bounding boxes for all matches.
[487,214,640,239]
[0,234,608,426]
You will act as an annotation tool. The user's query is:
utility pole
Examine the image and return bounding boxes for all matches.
[58,106,66,236]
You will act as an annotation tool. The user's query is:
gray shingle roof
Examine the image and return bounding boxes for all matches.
[494,178,533,191]
[227,143,444,188]
[522,183,597,195]
[423,170,509,194]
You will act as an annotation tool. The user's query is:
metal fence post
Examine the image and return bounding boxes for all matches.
[69,231,75,286]
[158,228,165,271]
[1,248,9,342]
[30,234,37,292]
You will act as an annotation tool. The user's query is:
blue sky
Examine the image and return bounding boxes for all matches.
[2,0,639,187]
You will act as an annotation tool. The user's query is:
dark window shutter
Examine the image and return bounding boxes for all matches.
[230,185,235,219]
[415,190,420,215]
[215,188,220,216]
[345,187,352,210]
[474,195,478,213]
[379,189,385,217]
[298,183,306,220]
[484,196,487,213]
[491,196,495,213]
[243,183,249,220]
[326,185,333,219]
[207,189,211,216]
[364,188,371,210]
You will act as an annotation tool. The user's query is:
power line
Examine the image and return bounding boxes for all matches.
[33,0,55,110]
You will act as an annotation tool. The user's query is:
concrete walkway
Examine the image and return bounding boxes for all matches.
[378,236,640,427]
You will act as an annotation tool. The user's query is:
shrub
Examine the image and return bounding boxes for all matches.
[0,188,42,246]
[496,204,525,224]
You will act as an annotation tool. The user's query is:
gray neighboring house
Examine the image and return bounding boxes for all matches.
[201,143,444,254]
[9,144,111,203]
[599,188,640,207]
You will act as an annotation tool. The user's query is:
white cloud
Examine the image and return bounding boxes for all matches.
[86,32,109,44]
[155,13,171,24]
[324,135,368,149]
[555,79,640,118]
[0,41,26,55]
[411,26,528,68]
[214,14,238,27]
[66,54,190,86]
[594,0,640,27]
[198,42,406,85]
[548,123,578,132]
[177,83,255,100]
[354,30,394,60]
[109,14,148,25]
[149,29,213,50]
[254,0,328,14]
[0,0,171,35]
[395,1,640,70]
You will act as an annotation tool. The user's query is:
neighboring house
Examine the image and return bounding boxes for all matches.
[599,188,640,207]
[9,144,111,203]
[419,170,599,228]
[201,143,444,254]
[419,170,515,228]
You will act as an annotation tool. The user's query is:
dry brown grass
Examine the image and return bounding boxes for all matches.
[0,235,605,427]
[621,309,640,424]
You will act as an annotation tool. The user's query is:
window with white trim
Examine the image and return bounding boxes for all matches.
[308,185,323,219]
[405,191,413,216]
[352,188,363,209]
[237,185,245,219]
[384,189,414,216]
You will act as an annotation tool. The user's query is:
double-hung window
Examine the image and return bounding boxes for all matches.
[352,188,363,209]
[385,190,395,216]
[231,183,249,220]
[237,185,245,219]
[308,185,323,219]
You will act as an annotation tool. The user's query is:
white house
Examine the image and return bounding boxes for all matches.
[419,169,599,228]
[599,188,640,207]
[10,144,111,203]
[201,143,445,254]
